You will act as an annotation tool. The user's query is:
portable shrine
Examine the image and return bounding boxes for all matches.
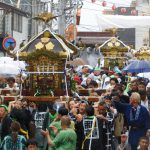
[18,29,77,97]
[134,45,150,60]
[99,37,130,69]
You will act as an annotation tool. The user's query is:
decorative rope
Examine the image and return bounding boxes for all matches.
[82,116,96,150]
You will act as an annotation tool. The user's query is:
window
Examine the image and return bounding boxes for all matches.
[13,13,22,32]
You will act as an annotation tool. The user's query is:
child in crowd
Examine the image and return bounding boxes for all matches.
[137,136,149,150]
[26,139,38,150]
[117,132,131,150]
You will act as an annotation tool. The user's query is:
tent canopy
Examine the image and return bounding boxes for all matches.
[78,13,150,31]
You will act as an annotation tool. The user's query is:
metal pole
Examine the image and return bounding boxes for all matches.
[11,10,13,37]
[58,0,66,36]
[17,0,21,8]
[74,4,77,45]
[49,0,53,30]
[28,0,32,38]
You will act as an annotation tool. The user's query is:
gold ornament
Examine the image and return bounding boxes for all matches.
[111,37,117,43]
[59,51,68,57]
[33,12,58,23]
[107,42,113,47]
[41,37,50,43]
[19,52,28,57]
[115,42,120,47]
[43,31,51,38]
[45,42,54,51]
[35,42,44,50]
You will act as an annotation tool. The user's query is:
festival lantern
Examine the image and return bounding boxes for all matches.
[91,0,96,3]
[121,8,126,14]
[102,1,107,7]
[112,4,116,11]
[131,9,137,15]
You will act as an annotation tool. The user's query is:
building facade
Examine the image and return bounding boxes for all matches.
[114,7,136,49]
[0,1,29,55]
[136,0,150,49]
[0,0,47,35]
[0,0,49,56]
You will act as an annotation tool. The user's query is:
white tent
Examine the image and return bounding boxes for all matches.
[0,64,20,75]
[78,14,150,31]
[78,0,150,32]
[137,72,150,79]
[0,57,26,76]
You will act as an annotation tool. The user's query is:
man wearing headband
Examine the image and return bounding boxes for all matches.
[0,104,12,142]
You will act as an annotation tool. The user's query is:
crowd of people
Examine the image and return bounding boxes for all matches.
[0,65,150,150]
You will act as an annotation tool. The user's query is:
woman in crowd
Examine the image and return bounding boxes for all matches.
[5,77,19,96]
[0,121,26,150]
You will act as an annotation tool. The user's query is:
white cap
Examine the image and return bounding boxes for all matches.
[88,74,95,80]
[105,77,110,83]
[147,82,150,88]
[146,83,150,90]
[121,131,128,137]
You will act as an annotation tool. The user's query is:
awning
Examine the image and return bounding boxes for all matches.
[79,13,150,31]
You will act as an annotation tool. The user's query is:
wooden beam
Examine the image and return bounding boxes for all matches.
[1,96,100,102]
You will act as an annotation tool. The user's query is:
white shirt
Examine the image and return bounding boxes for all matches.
[141,100,149,110]
[5,83,19,91]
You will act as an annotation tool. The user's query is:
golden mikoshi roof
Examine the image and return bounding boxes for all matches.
[99,37,129,52]
[17,29,78,59]
[135,46,150,55]
[134,46,150,60]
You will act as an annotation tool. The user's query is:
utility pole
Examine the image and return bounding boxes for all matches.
[73,4,77,45]
[17,0,21,8]
[28,0,33,38]
[49,0,54,30]
[58,0,66,36]
[51,0,83,37]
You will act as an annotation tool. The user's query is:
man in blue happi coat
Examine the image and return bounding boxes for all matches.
[113,91,150,150]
